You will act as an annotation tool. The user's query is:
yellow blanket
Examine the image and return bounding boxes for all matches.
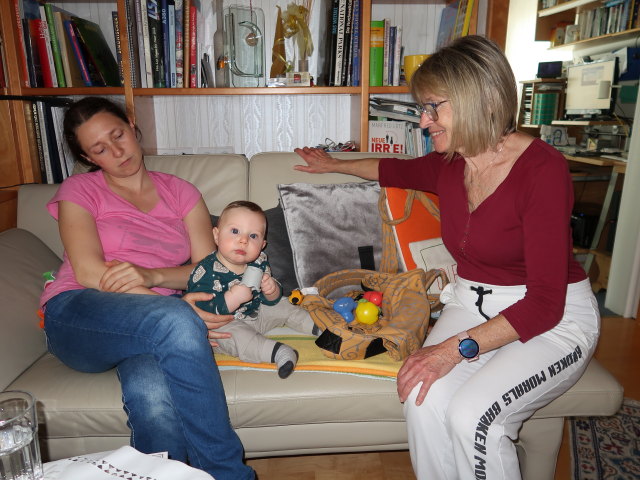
[215,335,401,380]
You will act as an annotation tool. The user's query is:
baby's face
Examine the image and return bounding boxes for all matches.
[213,207,266,271]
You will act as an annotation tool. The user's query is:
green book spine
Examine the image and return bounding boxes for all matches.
[369,20,384,87]
[43,3,66,87]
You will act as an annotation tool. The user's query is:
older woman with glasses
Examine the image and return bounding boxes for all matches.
[294,35,599,479]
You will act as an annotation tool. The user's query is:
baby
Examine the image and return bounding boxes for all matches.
[187,200,319,378]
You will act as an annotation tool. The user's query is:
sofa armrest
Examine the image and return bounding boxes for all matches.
[0,229,62,390]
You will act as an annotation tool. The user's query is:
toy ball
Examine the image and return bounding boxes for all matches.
[333,296,357,323]
[355,301,380,325]
[288,289,304,305]
[363,290,383,306]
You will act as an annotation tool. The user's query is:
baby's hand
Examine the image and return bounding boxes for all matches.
[261,274,279,298]
[228,283,254,304]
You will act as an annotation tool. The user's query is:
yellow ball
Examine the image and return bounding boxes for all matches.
[355,301,379,325]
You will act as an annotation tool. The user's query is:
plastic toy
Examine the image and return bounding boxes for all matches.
[333,296,357,323]
[288,289,304,305]
[355,300,380,325]
[363,290,383,306]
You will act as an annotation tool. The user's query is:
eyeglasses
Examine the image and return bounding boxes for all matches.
[416,100,448,121]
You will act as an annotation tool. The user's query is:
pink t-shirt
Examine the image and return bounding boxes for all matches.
[40,170,202,306]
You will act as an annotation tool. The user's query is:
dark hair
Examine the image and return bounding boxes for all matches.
[63,97,140,170]
[217,201,268,237]
[410,35,517,158]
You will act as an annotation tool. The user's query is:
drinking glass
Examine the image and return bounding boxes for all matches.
[0,391,43,480]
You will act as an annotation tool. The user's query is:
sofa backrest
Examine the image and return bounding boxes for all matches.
[16,152,412,258]
[249,152,411,208]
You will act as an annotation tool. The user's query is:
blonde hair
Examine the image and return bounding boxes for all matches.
[410,35,517,158]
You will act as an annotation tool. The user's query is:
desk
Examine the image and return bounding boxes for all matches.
[565,155,627,279]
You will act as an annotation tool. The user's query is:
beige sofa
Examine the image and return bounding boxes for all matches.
[1,152,623,480]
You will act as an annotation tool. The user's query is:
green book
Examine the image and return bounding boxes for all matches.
[43,4,66,87]
[71,16,121,87]
[369,20,385,86]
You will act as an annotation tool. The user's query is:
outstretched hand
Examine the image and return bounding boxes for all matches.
[293,147,340,174]
[396,338,460,406]
[182,292,233,347]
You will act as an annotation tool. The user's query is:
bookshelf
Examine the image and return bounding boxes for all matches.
[517,78,566,131]
[0,1,506,196]
[536,0,640,49]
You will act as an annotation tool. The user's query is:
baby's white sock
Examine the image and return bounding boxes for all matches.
[272,342,298,379]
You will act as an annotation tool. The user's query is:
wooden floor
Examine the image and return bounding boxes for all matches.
[247,316,639,479]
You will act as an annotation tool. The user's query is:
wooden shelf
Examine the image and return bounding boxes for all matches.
[132,86,362,96]
[538,0,599,17]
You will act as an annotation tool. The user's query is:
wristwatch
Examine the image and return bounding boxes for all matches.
[457,331,480,362]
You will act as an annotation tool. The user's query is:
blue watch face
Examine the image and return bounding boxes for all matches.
[459,338,479,358]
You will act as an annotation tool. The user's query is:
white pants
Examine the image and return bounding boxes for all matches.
[404,277,600,480]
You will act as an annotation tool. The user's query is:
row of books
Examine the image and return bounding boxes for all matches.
[369,97,420,124]
[568,0,639,44]
[124,0,200,89]
[13,0,121,88]
[23,98,75,184]
[326,0,362,87]
[368,120,432,158]
[369,19,403,87]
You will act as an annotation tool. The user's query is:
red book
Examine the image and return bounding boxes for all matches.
[33,19,55,87]
[12,0,30,87]
[189,4,197,88]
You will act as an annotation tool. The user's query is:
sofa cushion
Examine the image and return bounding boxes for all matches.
[0,229,61,390]
[278,181,383,288]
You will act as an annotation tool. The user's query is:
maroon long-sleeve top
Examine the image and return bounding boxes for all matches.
[379,138,587,342]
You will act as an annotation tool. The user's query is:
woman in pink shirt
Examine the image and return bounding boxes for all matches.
[294,36,599,479]
[41,97,254,480]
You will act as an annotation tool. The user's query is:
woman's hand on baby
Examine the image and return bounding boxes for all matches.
[181,292,233,347]
[100,259,154,292]
[293,147,339,174]
[396,338,460,406]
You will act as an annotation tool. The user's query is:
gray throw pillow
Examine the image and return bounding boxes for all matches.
[210,206,298,294]
[278,181,383,289]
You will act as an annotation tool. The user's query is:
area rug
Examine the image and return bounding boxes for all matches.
[570,397,640,479]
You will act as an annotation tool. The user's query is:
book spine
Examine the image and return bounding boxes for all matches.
[350,0,361,87]
[29,101,47,183]
[147,0,165,88]
[36,102,54,184]
[34,18,56,88]
[392,27,402,86]
[23,19,41,87]
[12,0,31,87]
[387,26,396,86]
[139,0,154,87]
[189,4,197,88]
[168,1,176,87]
[112,11,125,86]
[183,0,191,88]
[382,19,390,87]
[341,0,353,86]
[124,0,140,87]
[160,0,171,87]
[369,20,384,87]
[175,0,184,88]
[63,20,92,86]
[333,0,347,86]
[43,4,66,87]
[326,0,339,86]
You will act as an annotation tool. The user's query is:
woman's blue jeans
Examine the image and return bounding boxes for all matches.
[44,289,255,480]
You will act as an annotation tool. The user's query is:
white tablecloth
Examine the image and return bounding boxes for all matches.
[44,446,215,480]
